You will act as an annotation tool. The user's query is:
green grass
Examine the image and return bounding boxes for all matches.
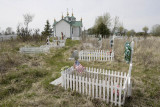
[0,69,48,100]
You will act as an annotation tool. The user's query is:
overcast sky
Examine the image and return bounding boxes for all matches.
[0,0,160,32]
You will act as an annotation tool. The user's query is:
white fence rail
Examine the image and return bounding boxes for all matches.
[61,66,130,106]
[19,45,50,54]
[79,50,114,61]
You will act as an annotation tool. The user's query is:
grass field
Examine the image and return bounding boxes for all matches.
[0,37,160,107]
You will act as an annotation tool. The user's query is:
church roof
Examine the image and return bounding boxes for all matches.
[71,21,82,27]
[53,19,70,26]
[53,18,82,27]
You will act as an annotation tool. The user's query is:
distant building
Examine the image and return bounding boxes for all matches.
[53,11,83,40]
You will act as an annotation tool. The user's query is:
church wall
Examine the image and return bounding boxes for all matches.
[55,20,71,38]
[73,27,80,37]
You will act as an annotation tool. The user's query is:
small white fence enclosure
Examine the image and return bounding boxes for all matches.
[19,45,50,54]
[61,40,134,106]
[79,50,114,61]
[61,66,131,106]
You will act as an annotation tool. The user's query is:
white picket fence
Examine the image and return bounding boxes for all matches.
[51,39,66,47]
[61,40,134,106]
[79,50,114,61]
[61,66,131,106]
[19,45,50,54]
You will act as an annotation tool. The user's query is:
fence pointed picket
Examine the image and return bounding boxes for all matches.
[117,72,120,84]
[114,71,116,83]
[99,80,102,99]
[67,74,69,89]
[76,76,78,91]
[94,51,95,61]
[111,82,113,104]
[96,78,98,98]
[82,50,84,60]
[107,81,109,103]
[115,82,117,106]
[123,73,126,88]
[96,50,98,60]
[70,74,72,90]
[101,50,102,61]
[92,78,94,98]
[111,52,113,61]
[105,70,108,82]
[89,78,91,96]
[103,80,105,101]
[119,81,122,106]
[64,70,67,90]
[79,76,81,93]
[61,71,64,87]
[120,72,123,85]
[82,77,84,94]
[89,51,90,61]
[111,70,113,84]
[86,77,88,95]
[73,75,75,90]
[106,52,108,61]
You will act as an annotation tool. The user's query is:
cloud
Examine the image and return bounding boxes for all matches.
[0,0,160,32]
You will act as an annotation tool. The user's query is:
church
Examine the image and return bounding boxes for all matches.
[53,11,83,40]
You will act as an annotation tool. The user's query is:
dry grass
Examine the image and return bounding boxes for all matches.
[0,37,160,107]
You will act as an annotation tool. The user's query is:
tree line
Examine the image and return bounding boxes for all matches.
[88,12,160,38]
[15,13,53,42]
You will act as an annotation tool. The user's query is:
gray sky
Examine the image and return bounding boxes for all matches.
[0,0,160,32]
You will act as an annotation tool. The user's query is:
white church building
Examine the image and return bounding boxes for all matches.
[53,11,83,40]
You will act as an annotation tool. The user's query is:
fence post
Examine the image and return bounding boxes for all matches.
[128,40,134,97]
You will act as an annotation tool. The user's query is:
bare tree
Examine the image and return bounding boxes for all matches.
[23,13,34,30]
[112,16,120,34]
[5,27,12,35]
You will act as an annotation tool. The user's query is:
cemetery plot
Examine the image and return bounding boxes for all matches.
[61,66,132,106]
[19,45,50,54]
[79,50,114,61]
